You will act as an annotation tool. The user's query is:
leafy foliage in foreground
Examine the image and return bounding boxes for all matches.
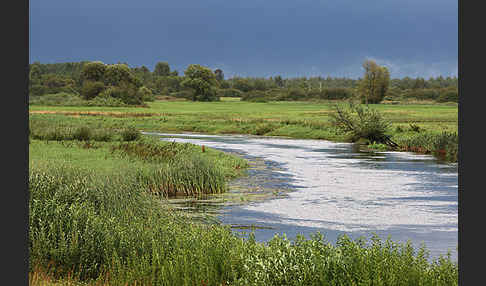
[29,162,458,285]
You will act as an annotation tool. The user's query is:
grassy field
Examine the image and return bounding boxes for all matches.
[30,99,458,162]
[29,100,457,136]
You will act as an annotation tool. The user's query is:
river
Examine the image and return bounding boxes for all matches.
[145,132,458,261]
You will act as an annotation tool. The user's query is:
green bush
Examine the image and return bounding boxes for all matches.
[194,90,220,102]
[29,92,84,106]
[437,88,458,103]
[120,127,141,141]
[86,93,127,107]
[100,83,143,105]
[171,90,194,100]
[138,86,155,102]
[251,123,278,135]
[284,88,307,100]
[320,87,354,100]
[241,90,269,102]
[217,88,243,98]
[29,84,48,97]
[404,88,440,100]
[28,92,128,107]
[81,81,105,100]
[72,126,92,141]
[330,102,395,145]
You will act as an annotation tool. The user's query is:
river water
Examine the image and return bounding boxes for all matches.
[145,132,458,261]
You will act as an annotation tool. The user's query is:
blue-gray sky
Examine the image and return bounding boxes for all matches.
[29,0,457,79]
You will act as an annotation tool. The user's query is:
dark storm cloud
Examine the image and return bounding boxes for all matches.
[29,0,457,78]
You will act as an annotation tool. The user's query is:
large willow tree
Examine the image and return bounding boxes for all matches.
[358,60,390,104]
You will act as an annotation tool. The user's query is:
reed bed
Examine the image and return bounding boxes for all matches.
[29,123,115,142]
[108,138,246,196]
[29,119,141,143]
[29,164,458,286]
[393,131,458,161]
[134,157,228,196]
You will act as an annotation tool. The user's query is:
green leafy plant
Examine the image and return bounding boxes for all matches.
[330,102,398,147]
[120,127,141,141]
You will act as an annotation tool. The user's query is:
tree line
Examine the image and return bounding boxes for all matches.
[29,60,458,104]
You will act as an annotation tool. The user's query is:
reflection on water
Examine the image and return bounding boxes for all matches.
[144,132,458,261]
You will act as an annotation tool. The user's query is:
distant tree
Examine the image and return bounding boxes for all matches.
[217,88,243,98]
[104,64,140,87]
[413,77,426,89]
[81,81,105,100]
[140,65,150,74]
[181,64,220,101]
[400,76,413,90]
[41,74,73,89]
[358,60,390,104]
[138,86,154,101]
[155,75,183,94]
[232,78,252,92]
[214,69,224,82]
[154,62,171,77]
[131,65,153,87]
[29,64,42,83]
[285,88,307,100]
[437,87,459,103]
[100,82,143,105]
[253,78,267,91]
[274,75,284,88]
[81,61,106,82]
[219,80,230,89]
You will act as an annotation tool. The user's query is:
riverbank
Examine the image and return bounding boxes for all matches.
[153,132,458,261]
[29,100,458,162]
[29,135,458,285]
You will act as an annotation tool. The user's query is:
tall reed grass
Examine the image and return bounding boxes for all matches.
[29,119,143,143]
[393,131,458,162]
[30,164,458,285]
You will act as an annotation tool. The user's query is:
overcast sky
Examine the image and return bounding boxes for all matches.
[29,0,458,79]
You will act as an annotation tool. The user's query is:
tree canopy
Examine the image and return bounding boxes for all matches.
[181,64,220,101]
[154,62,171,77]
[358,60,390,104]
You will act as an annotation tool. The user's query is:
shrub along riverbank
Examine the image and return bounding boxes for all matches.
[29,136,458,285]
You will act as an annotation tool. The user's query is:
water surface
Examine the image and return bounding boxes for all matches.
[145,132,458,261]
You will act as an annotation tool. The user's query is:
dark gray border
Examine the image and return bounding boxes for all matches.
[458,0,478,285]
[5,0,29,284]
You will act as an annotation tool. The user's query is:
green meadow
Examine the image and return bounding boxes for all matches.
[30,99,458,161]
[29,99,457,138]
[28,99,458,285]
